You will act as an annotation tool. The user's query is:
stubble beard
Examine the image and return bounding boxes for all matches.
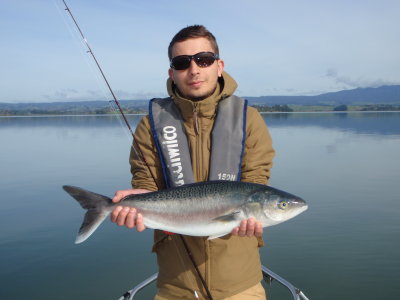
[177,85,218,102]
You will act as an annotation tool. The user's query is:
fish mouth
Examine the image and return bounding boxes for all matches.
[295,198,308,211]
[292,197,308,217]
[299,204,308,213]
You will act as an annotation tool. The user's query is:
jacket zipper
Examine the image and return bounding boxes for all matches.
[193,102,210,288]
[193,103,199,135]
[193,103,202,182]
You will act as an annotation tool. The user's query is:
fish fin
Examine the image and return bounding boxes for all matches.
[75,209,109,244]
[63,185,112,244]
[208,233,229,240]
[212,211,241,223]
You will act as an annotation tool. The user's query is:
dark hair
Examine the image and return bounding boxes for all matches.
[168,25,219,60]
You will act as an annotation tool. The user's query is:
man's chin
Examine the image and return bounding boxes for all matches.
[182,89,216,102]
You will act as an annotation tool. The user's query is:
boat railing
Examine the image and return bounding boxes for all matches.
[118,265,310,300]
[261,265,310,300]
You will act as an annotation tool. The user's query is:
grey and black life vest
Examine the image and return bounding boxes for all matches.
[148,95,247,188]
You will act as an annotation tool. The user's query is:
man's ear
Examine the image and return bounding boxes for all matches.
[217,59,224,77]
[168,68,174,81]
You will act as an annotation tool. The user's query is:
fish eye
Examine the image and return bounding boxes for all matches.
[278,201,288,210]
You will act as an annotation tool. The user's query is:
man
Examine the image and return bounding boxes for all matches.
[111,25,275,300]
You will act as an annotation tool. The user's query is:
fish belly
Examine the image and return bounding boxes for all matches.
[143,216,241,237]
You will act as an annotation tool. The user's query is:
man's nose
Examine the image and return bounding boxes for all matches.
[188,59,200,74]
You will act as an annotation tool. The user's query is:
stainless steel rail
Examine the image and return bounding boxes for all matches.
[117,272,158,300]
[261,266,310,300]
[118,265,310,300]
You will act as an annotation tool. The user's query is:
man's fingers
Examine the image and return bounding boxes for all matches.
[125,208,137,228]
[112,188,150,203]
[231,218,263,237]
[111,206,123,223]
[254,221,263,237]
[112,191,124,203]
[238,219,247,237]
[116,207,130,226]
[135,189,151,195]
[136,213,146,232]
[246,218,256,237]
[110,204,146,231]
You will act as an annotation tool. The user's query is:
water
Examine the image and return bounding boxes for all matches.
[0,112,399,300]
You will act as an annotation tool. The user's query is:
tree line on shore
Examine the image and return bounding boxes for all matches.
[1,103,400,116]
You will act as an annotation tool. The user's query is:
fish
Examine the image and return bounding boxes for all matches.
[63,180,308,244]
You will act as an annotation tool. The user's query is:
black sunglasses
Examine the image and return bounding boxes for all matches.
[170,52,219,70]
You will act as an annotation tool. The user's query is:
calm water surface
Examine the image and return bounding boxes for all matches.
[0,112,399,299]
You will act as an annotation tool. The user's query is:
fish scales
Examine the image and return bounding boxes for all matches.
[123,182,256,226]
[125,182,253,214]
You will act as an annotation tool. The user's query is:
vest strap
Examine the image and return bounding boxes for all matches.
[209,95,247,182]
[149,96,247,187]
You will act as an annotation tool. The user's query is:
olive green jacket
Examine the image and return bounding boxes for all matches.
[129,72,275,299]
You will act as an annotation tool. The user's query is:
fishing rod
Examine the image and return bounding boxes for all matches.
[62,0,158,187]
[63,0,131,134]
[61,2,213,299]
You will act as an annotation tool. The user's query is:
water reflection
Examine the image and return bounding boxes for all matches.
[0,112,399,300]
[2,112,399,137]
[0,114,144,129]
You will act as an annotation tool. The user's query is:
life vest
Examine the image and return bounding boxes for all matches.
[149,95,247,188]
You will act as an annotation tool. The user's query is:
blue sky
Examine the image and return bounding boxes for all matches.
[0,0,399,103]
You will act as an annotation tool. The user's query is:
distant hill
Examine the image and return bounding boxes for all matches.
[246,85,400,106]
[1,85,399,115]
[0,99,148,111]
[0,99,149,115]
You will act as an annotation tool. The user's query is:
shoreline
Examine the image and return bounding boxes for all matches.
[1,110,400,118]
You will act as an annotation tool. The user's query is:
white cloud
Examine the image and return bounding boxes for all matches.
[325,69,400,89]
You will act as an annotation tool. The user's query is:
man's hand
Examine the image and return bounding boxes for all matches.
[110,188,150,232]
[231,218,263,237]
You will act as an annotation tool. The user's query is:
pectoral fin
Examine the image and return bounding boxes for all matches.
[212,211,241,223]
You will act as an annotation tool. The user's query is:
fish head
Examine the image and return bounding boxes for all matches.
[249,187,308,225]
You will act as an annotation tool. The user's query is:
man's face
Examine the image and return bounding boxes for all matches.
[168,37,224,101]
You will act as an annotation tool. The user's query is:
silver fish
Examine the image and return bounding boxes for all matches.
[63,181,308,244]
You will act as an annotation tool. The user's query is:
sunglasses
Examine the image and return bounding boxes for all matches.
[170,52,219,70]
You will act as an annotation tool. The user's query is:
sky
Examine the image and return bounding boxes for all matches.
[0,0,399,103]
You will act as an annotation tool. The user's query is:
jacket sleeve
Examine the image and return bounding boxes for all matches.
[241,107,275,185]
[129,116,165,191]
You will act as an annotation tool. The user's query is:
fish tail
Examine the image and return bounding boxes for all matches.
[63,185,112,244]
